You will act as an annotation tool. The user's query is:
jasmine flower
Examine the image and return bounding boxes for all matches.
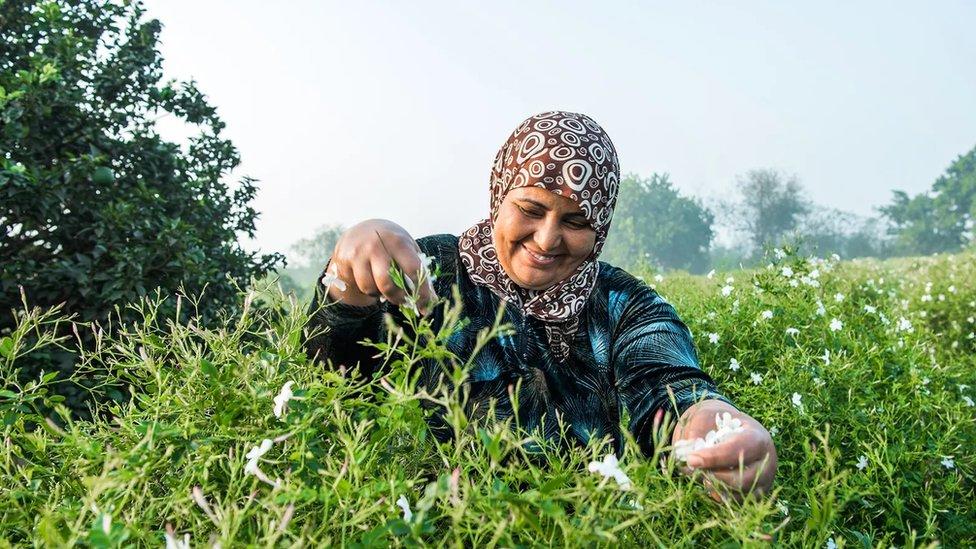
[941,456,955,470]
[673,412,745,462]
[273,381,295,419]
[245,439,278,487]
[729,358,741,372]
[856,455,868,471]
[707,332,720,344]
[761,309,773,320]
[791,392,804,412]
[320,264,347,292]
[750,372,763,385]
[396,495,413,521]
[829,318,843,332]
[587,453,633,490]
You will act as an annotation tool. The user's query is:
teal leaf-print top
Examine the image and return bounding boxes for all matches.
[303,234,731,458]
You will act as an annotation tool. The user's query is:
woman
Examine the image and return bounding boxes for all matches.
[303,111,776,498]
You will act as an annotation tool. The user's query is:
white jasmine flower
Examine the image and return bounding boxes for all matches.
[273,381,295,419]
[245,439,278,487]
[781,266,794,278]
[829,318,843,332]
[941,456,955,469]
[774,248,786,259]
[834,293,845,303]
[761,309,773,320]
[815,300,826,316]
[726,276,735,284]
[791,392,804,411]
[673,412,745,462]
[789,279,800,287]
[856,455,868,471]
[707,332,720,344]
[729,358,741,372]
[707,269,716,279]
[776,499,789,515]
[921,294,933,302]
[320,264,347,293]
[720,284,734,297]
[808,268,820,279]
[948,285,956,293]
[863,304,877,314]
[769,426,779,436]
[102,513,111,535]
[587,453,633,489]
[826,537,837,549]
[896,317,913,333]
[963,396,974,407]
[396,495,413,521]
[785,327,800,337]
[821,349,830,366]
[750,372,763,385]
[654,274,664,283]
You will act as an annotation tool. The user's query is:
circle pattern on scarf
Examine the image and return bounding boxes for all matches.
[458,111,621,361]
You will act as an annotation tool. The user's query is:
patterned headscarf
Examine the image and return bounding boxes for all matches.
[458,111,620,360]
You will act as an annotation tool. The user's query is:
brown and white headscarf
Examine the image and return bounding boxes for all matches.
[458,111,621,361]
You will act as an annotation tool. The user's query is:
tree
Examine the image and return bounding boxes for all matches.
[798,206,891,259]
[880,144,976,255]
[727,169,810,253]
[1,1,283,408]
[601,173,714,273]
[289,224,345,268]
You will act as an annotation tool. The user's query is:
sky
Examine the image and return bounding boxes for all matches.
[143,0,976,264]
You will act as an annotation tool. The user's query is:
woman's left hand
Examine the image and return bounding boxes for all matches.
[671,399,777,501]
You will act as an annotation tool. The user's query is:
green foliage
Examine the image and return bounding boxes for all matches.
[726,169,811,254]
[602,173,714,273]
[289,223,345,270]
[1,250,973,546]
[880,144,976,255]
[0,0,283,408]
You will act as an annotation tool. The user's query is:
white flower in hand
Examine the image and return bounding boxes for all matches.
[587,453,633,490]
[320,264,347,292]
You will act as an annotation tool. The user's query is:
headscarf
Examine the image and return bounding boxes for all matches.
[458,111,621,361]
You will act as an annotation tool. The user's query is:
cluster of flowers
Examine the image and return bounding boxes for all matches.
[672,412,746,462]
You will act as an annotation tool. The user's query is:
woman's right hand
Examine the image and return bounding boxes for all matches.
[324,219,435,314]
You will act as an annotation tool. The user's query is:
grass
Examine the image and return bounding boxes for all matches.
[1,248,973,547]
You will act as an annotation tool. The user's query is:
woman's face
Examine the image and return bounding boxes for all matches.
[493,186,597,291]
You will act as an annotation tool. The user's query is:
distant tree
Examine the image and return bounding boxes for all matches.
[797,207,891,259]
[0,0,282,409]
[289,224,345,268]
[601,173,714,273]
[880,145,976,255]
[727,169,810,253]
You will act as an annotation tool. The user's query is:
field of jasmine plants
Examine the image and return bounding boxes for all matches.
[1,248,973,547]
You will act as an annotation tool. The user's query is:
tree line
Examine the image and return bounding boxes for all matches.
[288,144,975,281]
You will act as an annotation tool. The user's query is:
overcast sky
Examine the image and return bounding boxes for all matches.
[143,1,976,263]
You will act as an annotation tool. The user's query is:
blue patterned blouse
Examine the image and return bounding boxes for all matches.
[303,234,731,458]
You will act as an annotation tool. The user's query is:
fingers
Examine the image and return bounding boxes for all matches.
[700,454,776,500]
[684,429,769,470]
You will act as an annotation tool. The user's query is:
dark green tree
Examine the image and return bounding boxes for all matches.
[601,173,714,273]
[880,145,976,255]
[1,0,283,408]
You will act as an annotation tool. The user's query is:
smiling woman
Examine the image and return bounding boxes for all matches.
[302,111,777,499]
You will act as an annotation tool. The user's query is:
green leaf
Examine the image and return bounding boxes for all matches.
[0,337,14,359]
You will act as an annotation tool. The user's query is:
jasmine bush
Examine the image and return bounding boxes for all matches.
[1,249,973,546]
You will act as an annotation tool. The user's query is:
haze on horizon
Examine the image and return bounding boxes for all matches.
[143,0,976,264]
